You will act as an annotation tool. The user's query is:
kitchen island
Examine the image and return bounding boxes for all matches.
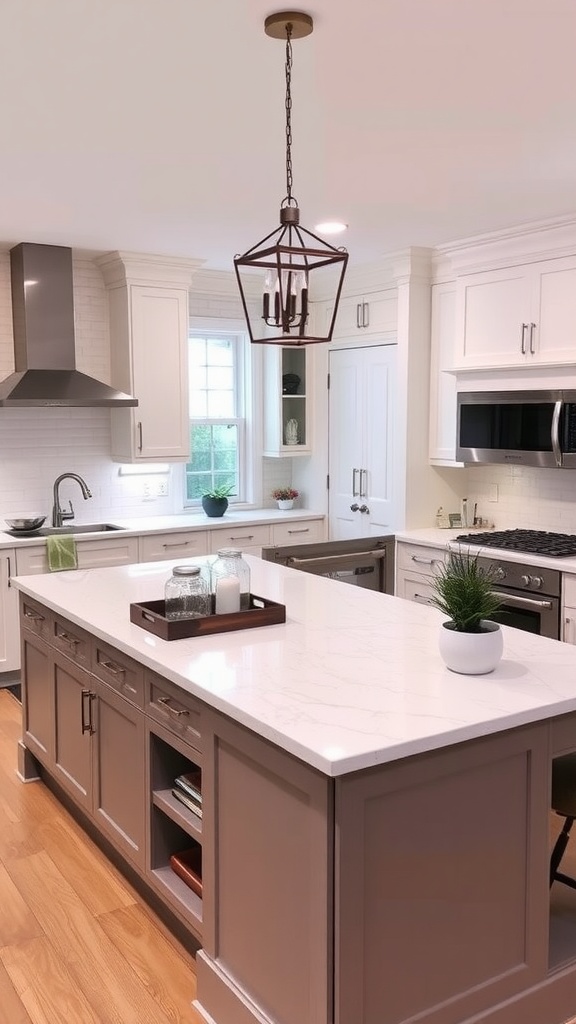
[12,555,576,1024]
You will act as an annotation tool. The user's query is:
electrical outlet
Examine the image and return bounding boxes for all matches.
[156,479,168,497]
[488,483,499,503]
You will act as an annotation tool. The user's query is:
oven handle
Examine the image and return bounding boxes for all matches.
[288,549,387,570]
[494,592,553,612]
[551,400,563,468]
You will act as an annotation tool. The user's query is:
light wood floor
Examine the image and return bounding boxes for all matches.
[0,690,203,1024]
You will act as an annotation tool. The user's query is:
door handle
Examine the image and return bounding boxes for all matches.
[356,303,362,329]
[359,504,370,514]
[362,301,369,328]
[520,322,527,354]
[551,400,562,468]
[529,322,536,355]
[350,503,360,512]
[352,468,359,497]
[359,468,366,497]
[81,689,95,735]
[137,421,143,451]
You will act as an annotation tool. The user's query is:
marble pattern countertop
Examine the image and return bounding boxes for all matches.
[12,555,576,777]
[0,509,325,547]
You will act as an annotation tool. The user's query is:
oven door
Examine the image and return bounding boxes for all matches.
[286,549,386,591]
[492,586,560,640]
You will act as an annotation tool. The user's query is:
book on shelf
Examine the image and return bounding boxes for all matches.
[174,770,202,804]
[170,847,202,898]
[172,787,203,819]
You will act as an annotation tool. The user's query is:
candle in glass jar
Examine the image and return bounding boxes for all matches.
[215,576,241,614]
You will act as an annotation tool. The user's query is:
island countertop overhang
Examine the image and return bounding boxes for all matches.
[12,555,576,776]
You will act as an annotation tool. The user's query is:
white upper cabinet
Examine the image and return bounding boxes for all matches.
[428,282,463,466]
[97,253,202,463]
[325,288,397,341]
[455,255,576,370]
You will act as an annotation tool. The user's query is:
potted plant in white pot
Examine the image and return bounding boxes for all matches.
[201,484,234,518]
[271,487,299,510]
[430,548,504,675]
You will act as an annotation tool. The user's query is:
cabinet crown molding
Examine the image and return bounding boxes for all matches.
[96,251,204,289]
[436,214,576,276]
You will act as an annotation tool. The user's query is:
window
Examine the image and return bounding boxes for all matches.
[184,331,246,506]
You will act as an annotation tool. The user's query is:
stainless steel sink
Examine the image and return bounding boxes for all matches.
[36,524,125,536]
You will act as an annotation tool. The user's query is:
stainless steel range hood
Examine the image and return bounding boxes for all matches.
[0,243,137,407]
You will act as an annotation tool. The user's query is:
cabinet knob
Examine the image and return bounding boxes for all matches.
[359,504,370,514]
[350,503,360,512]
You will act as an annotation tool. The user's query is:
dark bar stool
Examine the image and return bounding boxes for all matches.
[550,754,576,889]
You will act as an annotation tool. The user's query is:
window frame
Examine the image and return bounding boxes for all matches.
[183,322,253,509]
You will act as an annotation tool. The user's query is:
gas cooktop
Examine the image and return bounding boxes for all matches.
[456,529,576,558]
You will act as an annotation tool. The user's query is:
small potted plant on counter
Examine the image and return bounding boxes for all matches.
[430,548,504,675]
[201,483,234,518]
[271,487,299,511]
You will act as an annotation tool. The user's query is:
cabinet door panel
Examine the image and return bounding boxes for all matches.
[362,346,396,531]
[457,268,530,367]
[536,260,576,363]
[53,652,92,812]
[0,550,19,673]
[92,679,146,868]
[21,631,54,765]
[328,347,364,539]
[328,345,397,539]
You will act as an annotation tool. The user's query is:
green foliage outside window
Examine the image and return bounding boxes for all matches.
[185,423,238,500]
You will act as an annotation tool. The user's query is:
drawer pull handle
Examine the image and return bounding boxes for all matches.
[25,609,45,622]
[410,555,439,566]
[287,528,310,535]
[81,689,96,735]
[229,535,254,541]
[157,695,189,718]
[99,658,125,678]
[162,540,192,549]
[123,683,138,695]
[57,630,79,647]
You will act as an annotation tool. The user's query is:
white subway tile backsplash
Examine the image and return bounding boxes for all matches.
[467,464,576,533]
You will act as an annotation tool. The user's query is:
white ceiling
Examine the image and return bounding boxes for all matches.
[1,0,575,272]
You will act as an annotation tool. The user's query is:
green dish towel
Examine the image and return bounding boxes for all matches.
[46,535,78,572]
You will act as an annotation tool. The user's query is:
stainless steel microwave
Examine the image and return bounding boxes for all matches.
[456,390,576,468]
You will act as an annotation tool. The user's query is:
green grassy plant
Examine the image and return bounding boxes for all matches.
[430,549,503,633]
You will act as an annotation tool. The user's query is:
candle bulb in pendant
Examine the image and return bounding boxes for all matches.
[263,291,270,320]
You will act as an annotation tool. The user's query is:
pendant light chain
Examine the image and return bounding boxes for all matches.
[284,23,294,204]
[234,10,348,347]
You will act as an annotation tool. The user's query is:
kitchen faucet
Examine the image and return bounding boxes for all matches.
[52,473,92,527]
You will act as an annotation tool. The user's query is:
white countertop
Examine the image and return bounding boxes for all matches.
[12,555,576,777]
[396,528,576,574]
[0,509,324,547]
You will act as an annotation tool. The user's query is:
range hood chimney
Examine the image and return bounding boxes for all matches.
[0,242,137,407]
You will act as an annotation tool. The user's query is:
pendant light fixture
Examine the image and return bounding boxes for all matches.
[234,11,348,347]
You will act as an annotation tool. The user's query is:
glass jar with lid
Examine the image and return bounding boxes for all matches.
[211,548,251,614]
[165,565,211,620]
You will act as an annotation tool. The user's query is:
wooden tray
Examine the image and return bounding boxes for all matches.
[130,593,286,640]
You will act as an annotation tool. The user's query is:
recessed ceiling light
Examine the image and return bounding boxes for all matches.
[314,221,348,235]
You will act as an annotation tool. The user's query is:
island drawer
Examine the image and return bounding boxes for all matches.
[146,671,203,751]
[52,614,92,671]
[20,596,53,641]
[93,638,145,706]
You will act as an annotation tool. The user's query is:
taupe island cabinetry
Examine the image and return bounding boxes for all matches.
[13,556,576,1024]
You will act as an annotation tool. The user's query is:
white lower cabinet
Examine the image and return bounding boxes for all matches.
[15,536,140,575]
[562,574,576,644]
[270,519,326,546]
[1,549,20,674]
[209,524,271,557]
[139,531,209,563]
[395,542,446,603]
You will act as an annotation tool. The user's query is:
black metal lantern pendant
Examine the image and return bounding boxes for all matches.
[234,11,348,347]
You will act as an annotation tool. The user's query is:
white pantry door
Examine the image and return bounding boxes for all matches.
[328,344,397,540]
